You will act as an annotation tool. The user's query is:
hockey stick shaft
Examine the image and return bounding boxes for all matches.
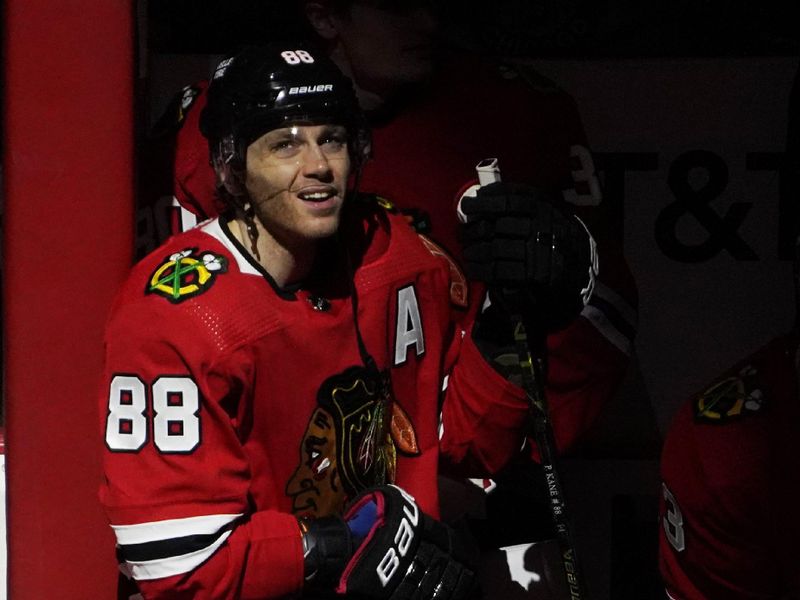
[511,315,589,600]
[465,158,589,599]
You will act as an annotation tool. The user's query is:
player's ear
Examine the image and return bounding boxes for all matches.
[303,2,340,41]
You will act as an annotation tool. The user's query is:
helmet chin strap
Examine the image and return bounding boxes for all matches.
[238,200,261,262]
[211,141,261,260]
[231,186,295,264]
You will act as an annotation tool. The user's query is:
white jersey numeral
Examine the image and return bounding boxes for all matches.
[153,377,201,453]
[105,375,201,454]
[106,375,148,451]
[662,482,686,552]
[281,50,315,65]
[563,144,603,206]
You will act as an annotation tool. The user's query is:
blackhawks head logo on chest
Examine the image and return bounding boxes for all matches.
[285,365,419,519]
[147,248,228,303]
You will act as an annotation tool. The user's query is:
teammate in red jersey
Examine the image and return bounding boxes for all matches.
[658,65,800,600]
[658,334,800,599]
[101,44,596,599]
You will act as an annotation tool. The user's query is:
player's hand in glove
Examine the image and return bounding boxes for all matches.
[300,485,479,600]
[458,182,598,334]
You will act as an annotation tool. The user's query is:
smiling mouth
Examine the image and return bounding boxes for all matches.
[297,189,338,203]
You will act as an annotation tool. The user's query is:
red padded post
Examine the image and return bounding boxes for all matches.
[2,1,135,597]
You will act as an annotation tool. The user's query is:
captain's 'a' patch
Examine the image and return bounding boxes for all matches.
[147,248,228,303]
[694,364,766,423]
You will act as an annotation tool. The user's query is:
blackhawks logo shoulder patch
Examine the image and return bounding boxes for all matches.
[147,248,227,303]
[694,364,766,423]
[149,83,204,138]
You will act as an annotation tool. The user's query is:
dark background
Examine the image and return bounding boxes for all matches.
[147,0,798,58]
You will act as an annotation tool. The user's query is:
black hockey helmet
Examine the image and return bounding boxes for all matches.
[199,43,370,172]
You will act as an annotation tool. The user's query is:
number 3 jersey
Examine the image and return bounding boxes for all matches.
[658,335,800,599]
[99,200,529,599]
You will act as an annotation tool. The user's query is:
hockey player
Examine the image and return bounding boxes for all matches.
[100,44,597,599]
[138,8,640,585]
[657,66,800,600]
[658,330,800,599]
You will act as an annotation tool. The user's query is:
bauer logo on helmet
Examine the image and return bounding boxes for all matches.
[288,84,334,95]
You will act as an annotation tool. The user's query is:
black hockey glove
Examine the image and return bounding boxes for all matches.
[459,182,597,334]
[301,485,478,600]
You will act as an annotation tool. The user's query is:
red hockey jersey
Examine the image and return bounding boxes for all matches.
[659,335,800,599]
[100,201,529,598]
[140,52,637,455]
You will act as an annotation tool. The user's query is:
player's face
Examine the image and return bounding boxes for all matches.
[245,123,351,245]
[333,2,438,94]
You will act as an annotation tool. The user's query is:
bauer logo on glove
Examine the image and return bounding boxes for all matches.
[301,484,478,600]
[343,485,420,589]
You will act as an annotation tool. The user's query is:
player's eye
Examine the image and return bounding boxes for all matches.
[319,127,348,155]
[270,137,301,157]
